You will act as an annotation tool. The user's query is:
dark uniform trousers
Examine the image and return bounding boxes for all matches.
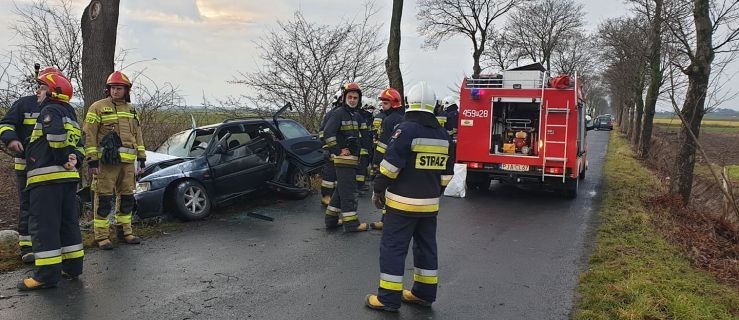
[325,163,359,230]
[320,159,337,199]
[28,182,83,284]
[15,170,32,254]
[378,213,438,308]
[357,152,369,188]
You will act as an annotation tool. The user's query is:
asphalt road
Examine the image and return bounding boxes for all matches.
[0,131,609,320]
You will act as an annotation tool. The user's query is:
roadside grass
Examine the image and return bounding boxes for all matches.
[653,117,739,128]
[573,132,739,319]
[0,219,183,274]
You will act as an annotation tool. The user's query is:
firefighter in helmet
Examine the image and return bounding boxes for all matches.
[0,66,63,263]
[18,72,85,290]
[441,96,459,138]
[365,81,453,311]
[369,87,403,230]
[83,71,146,249]
[318,90,344,206]
[356,96,375,191]
[322,82,370,232]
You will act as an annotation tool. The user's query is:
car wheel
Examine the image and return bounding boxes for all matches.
[287,167,312,199]
[172,180,211,221]
[563,178,578,199]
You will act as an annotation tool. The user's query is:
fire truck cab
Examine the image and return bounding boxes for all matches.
[456,63,592,198]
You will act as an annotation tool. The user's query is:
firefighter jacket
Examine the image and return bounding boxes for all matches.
[83,97,145,164]
[374,112,453,218]
[373,108,404,166]
[0,95,42,171]
[444,104,459,137]
[24,100,84,189]
[435,109,448,128]
[318,103,340,148]
[372,111,385,139]
[322,104,361,167]
[357,109,373,156]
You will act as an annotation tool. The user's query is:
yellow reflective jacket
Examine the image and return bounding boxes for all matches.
[83,97,145,163]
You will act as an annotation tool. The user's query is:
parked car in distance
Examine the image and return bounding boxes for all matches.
[133,104,326,220]
[593,115,613,131]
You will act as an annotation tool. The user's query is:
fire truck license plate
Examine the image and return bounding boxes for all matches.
[500,164,529,172]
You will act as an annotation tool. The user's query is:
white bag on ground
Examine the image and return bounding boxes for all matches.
[443,163,467,198]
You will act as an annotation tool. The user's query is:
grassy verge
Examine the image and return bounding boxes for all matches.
[0,219,183,273]
[573,132,739,319]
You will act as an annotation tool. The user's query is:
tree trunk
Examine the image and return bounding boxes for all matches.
[670,0,713,204]
[632,86,644,148]
[472,47,483,77]
[81,0,120,113]
[385,0,404,97]
[639,0,664,158]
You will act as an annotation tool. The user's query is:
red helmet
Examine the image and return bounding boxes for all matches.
[378,88,402,108]
[341,82,362,105]
[37,73,73,103]
[106,71,132,88]
[38,67,63,78]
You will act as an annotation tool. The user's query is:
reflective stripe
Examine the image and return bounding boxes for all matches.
[341,211,357,218]
[14,163,27,170]
[375,144,386,154]
[325,136,336,144]
[136,145,146,151]
[23,112,40,119]
[117,112,134,118]
[116,214,133,224]
[408,102,435,112]
[85,147,99,154]
[415,267,437,276]
[27,165,79,185]
[120,153,138,161]
[19,235,32,241]
[14,158,26,165]
[36,255,63,266]
[0,124,15,135]
[94,218,109,228]
[441,175,453,186]
[360,148,369,155]
[119,147,137,154]
[385,191,440,213]
[101,114,118,121]
[23,118,37,125]
[411,138,449,154]
[35,249,62,259]
[62,117,80,129]
[379,273,403,291]
[355,175,366,182]
[61,244,84,253]
[76,146,86,156]
[376,141,388,150]
[19,240,32,247]
[46,133,67,142]
[379,160,400,179]
[325,206,340,217]
[62,250,84,260]
[86,113,101,123]
[321,180,337,188]
[360,123,369,130]
[436,116,447,125]
[332,155,359,165]
[414,274,438,284]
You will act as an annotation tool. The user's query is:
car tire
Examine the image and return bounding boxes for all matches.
[287,167,312,199]
[172,180,211,221]
[564,178,578,199]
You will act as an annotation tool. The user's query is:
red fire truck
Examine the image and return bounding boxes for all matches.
[455,63,592,198]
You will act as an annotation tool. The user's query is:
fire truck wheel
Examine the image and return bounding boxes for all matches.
[564,178,578,198]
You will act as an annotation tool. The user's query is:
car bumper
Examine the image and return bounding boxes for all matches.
[134,188,167,218]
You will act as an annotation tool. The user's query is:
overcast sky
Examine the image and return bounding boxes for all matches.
[1,0,737,110]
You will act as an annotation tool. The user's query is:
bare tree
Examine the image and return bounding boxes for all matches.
[128,72,188,149]
[482,29,522,72]
[81,0,119,112]
[665,0,739,203]
[551,31,598,76]
[386,0,405,96]
[507,0,586,72]
[8,0,83,100]
[232,6,386,132]
[417,0,519,77]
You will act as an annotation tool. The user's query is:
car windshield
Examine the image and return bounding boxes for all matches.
[278,120,311,139]
[156,128,216,157]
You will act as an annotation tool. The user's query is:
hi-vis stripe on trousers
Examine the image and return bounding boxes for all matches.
[377,213,438,308]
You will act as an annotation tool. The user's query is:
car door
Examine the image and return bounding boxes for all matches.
[276,119,325,166]
[208,124,265,198]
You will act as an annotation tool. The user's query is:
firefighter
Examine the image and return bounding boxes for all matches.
[434,100,448,128]
[322,82,369,232]
[83,71,145,249]
[441,96,459,138]
[369,87,403,230]
[318,90,343,206]
[356,98,375,191]
[365,81,453,312]
[0,67,62,263]
[18,72,85,290]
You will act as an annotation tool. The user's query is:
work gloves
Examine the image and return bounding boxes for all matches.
[372,191,386,209]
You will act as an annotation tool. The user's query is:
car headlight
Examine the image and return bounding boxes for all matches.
[136,181,151,193]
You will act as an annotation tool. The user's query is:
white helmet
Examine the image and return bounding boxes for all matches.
[442,96,456,107]
[406,81,436,114]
